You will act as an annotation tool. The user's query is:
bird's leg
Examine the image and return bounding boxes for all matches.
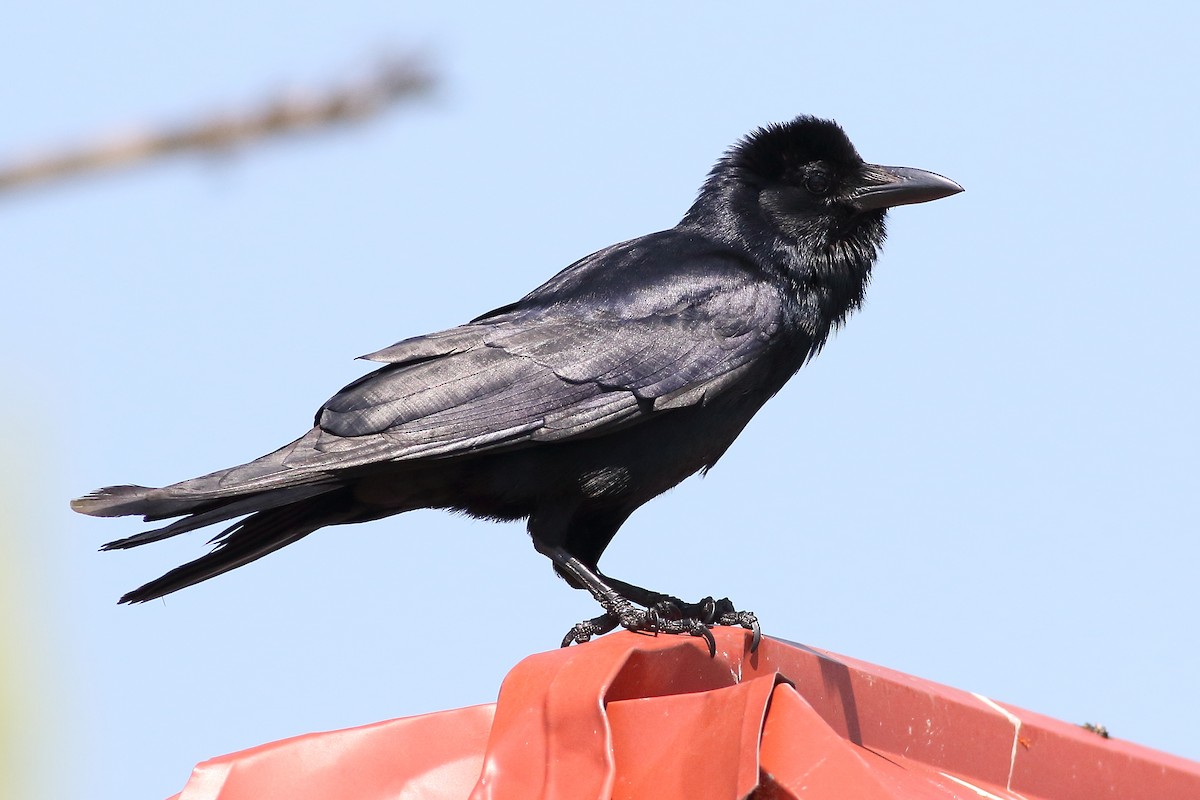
[536,543,758,654]
[537,543,715,652]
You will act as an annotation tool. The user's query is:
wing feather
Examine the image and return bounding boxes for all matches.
[284,250,787,469]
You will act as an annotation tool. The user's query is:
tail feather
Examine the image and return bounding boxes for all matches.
[99,483,338,551]
[118,491,356,604]
[71,485,157,518]
[72,428,334,522]
[72,481,262,523]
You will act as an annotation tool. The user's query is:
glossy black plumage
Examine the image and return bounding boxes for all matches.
[73,116,961,648]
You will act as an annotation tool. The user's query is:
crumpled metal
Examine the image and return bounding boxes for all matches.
[171,629,1200,800]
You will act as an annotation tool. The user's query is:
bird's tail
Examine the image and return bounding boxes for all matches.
[72,427,338,523]
[72,430,360,602]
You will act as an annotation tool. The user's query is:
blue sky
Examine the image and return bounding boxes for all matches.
[3,3,1198,798]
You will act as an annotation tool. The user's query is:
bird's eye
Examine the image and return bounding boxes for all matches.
[804,167,832,196]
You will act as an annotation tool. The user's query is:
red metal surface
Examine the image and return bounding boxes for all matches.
[171,630,1200,799]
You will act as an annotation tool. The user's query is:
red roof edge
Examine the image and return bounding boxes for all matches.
[172,630,1200,800]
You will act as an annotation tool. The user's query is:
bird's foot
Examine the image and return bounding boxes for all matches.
[561,595,759,656]
[654,595,761,653]
[626,589,761,653]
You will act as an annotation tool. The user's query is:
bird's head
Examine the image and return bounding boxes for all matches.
[682,115,961,317]
[691,115,960,278]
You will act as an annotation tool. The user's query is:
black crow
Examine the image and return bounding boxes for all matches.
[73,116,961,652]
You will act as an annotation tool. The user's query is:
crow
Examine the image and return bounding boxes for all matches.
[73,116,961,653]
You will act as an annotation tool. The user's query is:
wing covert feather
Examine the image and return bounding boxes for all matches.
[303,250,785,467]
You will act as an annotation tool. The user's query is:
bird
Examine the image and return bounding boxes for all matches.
[73,115,961,654]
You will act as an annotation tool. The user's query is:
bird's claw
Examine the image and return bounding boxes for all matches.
[718,607,761,652]
[652,595,760,652]
[561,612,621,648]
[703,597,760,651]
[561,598,659,647]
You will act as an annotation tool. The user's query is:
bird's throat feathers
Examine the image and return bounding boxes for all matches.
[683,130,888,342]
[778,220,882,339]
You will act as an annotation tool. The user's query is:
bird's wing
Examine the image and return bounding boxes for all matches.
[302,264,783,467]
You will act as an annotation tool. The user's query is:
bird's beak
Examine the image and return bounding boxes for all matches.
[848,164,963,212]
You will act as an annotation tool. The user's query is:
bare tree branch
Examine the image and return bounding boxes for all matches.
[0,56,435,194]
